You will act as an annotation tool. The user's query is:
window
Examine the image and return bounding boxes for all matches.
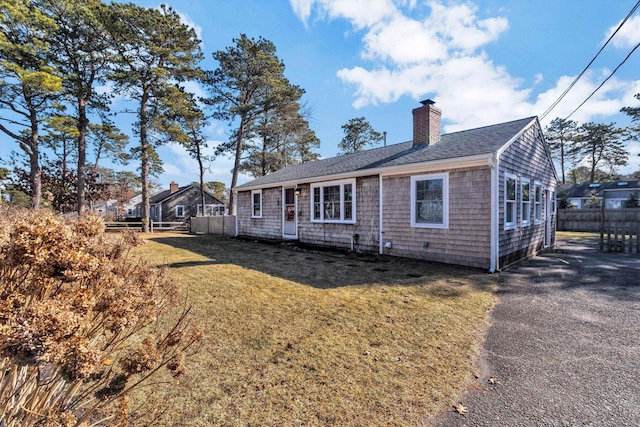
[251,190,262,218]
[505,174,517,230]
[521,178,530,227]
[534,182,542,223]
[411,173,448,228]
[175,205,185,218]
[198,204,225,216]
[310,179,356,223]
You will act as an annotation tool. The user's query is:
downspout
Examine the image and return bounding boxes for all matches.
[489,154,499,273]
[379,174,384,255]
[234,189,238,237]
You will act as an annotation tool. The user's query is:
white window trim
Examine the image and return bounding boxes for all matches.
[520,177,531,227]
[411,173,449,229]
[504,173,517,230]
[310,178,356,224]
[251,189,262,218]
[534,181,542,224]
[175,205,185,218]
[197,204,225,216]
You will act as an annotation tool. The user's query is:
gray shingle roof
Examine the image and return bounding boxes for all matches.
[558,180,640,198]
[144,184,224,205]
[235,116,536,190]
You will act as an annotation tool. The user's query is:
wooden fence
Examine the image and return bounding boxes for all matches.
[189,215,236,236]
[105,221,186,232]
[557,208,640,232]
[599,223,640,253]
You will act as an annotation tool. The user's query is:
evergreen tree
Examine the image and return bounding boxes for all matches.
[108,3,202,231]
[0,0,62,209]
[43,0,115,214]
[338,117,383,155]
[203,34,305,214]
[544,117,578,184]
[574,122,627,183]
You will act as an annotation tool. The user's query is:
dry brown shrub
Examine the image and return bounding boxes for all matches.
[0,208,201,426]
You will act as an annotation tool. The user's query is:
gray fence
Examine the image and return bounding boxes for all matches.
[189,216,236,235]
[557,208,640,232]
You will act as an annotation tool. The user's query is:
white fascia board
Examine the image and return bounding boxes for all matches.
[234,153,492,192]
[496,117,537,158]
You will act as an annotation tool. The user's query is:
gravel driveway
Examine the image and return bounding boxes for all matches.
[434,241,640,426]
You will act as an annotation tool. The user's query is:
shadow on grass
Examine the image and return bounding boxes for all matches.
[143,233,495,293]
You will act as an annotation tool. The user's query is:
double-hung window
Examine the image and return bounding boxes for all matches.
[175,205,185,218]
[534,182,542,223]
[251,190,262,218]
[504,174,517,230]
[520,178,531,227]
[310,179,355,223]
[411,173,448,228]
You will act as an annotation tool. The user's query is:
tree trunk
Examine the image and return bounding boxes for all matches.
[140,97,151,232]
[28,114,42,210]
[77,99,89,214]
[28,139,42,210]
[196,138,205,216]
[560,143,565,184]
[228,116,245,216]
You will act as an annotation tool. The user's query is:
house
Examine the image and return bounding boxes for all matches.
[558,181,640,209]
[91,199,118,216]
[139,182,226,224]
[234,100,558,271]
[122,194,143,219]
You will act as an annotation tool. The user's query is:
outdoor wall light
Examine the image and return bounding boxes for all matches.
[294,186,302,196]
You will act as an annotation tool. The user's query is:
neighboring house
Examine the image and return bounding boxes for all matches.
[558,181,640,209]
[234,100,558,271]
[138,182,226,224]
[122,194,143,219]
[92,199,118,216]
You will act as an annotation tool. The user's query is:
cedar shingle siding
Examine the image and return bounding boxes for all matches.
[498,123,556,267]
[381,167,491,269]
[234,106,557,271]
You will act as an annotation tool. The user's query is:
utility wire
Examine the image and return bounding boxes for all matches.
[539,0,640,121]
[565,40,640,120]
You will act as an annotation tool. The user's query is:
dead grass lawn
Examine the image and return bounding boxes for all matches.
[555,230,601,245]
[130,232,497,426]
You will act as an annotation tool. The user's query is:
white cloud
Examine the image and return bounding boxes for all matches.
[289,0,316,26]
[291,0,397,29]
[297,0,640,133]
[176,11,204,46]
[604,14,640,49]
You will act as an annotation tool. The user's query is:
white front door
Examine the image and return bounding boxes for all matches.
[283,187,297,238]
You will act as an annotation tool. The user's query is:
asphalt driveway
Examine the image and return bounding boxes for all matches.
[434,241,640,426]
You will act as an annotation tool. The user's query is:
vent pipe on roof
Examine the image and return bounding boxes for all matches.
[412,99,441,147]
[383,131,387,147]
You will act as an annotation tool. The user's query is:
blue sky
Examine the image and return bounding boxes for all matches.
[3,0,640,190]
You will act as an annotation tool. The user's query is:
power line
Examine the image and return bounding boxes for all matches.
[565,40,640,120]
[539,0,640,121]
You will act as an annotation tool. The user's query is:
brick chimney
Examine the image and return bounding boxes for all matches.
[169,181,179,193]
[412,99,441,147]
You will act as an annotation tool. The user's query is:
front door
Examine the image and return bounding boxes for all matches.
[283,187,297,238]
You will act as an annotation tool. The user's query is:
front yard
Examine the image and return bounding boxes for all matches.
[132,233,497,426]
